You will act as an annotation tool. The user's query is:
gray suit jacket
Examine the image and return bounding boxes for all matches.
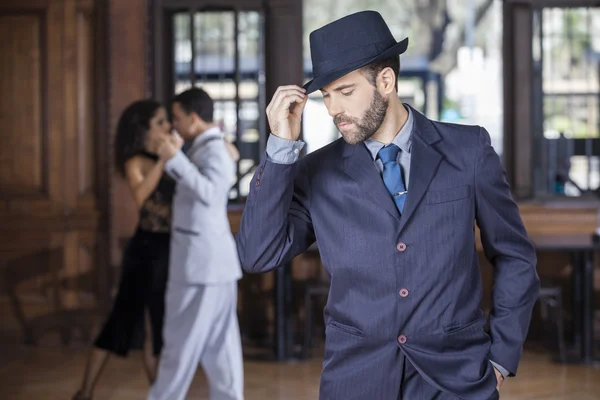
[165,127,242,284]
[237,107,539,399]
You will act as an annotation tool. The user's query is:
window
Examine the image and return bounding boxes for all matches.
[170,9,266,202]
[533,7,600,196]
[300,0,500,155]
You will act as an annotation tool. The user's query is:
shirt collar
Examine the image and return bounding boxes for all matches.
[363,104,413,160]
[190,126,222,149]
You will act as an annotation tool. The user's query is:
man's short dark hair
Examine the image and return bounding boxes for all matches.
[173,87,214,123]
[359,55,400,92]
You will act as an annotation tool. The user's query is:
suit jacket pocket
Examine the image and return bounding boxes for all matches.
[426,184,471,205]
[174,226,200,236]
[328,321,364,337]
[443,315,486,335]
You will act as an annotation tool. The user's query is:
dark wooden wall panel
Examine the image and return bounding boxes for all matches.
[77,4,96,202]
[0,0,103,344]
[107,0,148,266]
[0,14,44,195]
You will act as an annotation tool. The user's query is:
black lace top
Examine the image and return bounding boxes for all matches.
[137,153,176,233]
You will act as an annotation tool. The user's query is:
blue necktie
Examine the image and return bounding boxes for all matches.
[377,144,406,214]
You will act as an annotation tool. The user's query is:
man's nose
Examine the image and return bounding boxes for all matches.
[327,99,342,117]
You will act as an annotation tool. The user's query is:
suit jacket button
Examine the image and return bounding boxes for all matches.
[397,335,407,344]
[399,288,409,297]
[396,242,407,252]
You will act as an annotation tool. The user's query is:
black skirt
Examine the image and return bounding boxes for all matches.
[94,229,170,357]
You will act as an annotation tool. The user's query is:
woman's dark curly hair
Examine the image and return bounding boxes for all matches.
[114,99,162,177]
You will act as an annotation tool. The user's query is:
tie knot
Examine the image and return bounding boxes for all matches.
[377,144,400,164]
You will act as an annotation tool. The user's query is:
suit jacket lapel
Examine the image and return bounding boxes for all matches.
[397,107,443,234]
[186,128,223,160]
[341,106,443,225]
[343,142,402,221]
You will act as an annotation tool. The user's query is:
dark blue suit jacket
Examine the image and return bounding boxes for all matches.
[237,107,539,399]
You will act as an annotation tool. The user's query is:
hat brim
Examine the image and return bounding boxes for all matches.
[302,37,409,95]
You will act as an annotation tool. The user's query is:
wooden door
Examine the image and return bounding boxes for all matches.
[0,0,106,344]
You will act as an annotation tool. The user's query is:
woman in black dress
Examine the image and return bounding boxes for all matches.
[73,100,180,400]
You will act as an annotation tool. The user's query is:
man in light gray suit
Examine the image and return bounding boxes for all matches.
[149,87,244,400]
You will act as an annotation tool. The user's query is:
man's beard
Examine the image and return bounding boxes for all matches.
[334,89,388,145]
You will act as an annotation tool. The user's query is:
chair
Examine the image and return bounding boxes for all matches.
[537,286,567,362]
[302,278,329,358]
[3,248,94,346]
[301,247,330,359]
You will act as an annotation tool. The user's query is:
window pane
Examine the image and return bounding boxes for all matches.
[537,7,600,197]
[542,8,599,93]
[544,95,599,138]
[236,11,265,200]
[213,99,237,138]
[569,156,599,192]
[173,13,192,91]
[194,12,235,77]
[238,101,260,198]
[170,10,265,202]
[238,11,260,75]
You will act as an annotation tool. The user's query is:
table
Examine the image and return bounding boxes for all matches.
[530,233,600,365]
[271,235,600,363]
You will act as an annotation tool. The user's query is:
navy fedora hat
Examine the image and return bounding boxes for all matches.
[303,10,409,94]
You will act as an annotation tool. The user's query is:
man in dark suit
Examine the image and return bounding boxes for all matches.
[236,10,539,400]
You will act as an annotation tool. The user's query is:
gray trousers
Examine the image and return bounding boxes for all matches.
[148,281,244,400]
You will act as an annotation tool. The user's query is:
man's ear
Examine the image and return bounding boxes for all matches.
[378,67,397,95]
[191,112,205,129]
[191,112,202,124]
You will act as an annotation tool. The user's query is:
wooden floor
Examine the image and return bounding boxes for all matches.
[1,343,599,399]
